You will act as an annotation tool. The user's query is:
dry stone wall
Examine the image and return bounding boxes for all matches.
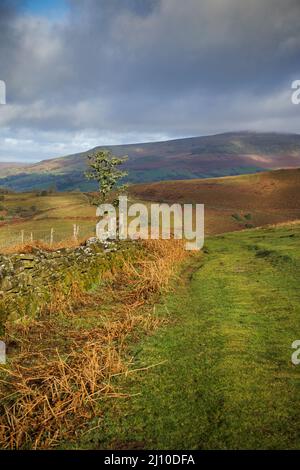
[0,239,126,329]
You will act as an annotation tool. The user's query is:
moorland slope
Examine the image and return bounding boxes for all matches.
[130,168,300,234]
[1,132,300,191]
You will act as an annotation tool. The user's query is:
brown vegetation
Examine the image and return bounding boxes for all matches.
[0,239,188,449]
[130,168,300,235]
[0,238,89,255]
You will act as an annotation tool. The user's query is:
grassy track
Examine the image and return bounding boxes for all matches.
[79,223,300,450]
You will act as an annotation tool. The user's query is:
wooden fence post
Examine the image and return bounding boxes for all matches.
[73,224,79,242]
[50,228,54,246]
[21,230,24,246]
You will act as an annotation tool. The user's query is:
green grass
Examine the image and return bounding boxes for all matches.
[0,192,97,247]
[75,223,300,450]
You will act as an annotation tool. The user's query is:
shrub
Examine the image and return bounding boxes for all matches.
[232,213,243,222]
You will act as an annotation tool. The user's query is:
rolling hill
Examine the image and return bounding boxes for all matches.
[1,131,300,191]
[1,168,300,248]
[130,168,300,234]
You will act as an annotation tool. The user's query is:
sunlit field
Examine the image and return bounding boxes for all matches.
[0,192,97,249]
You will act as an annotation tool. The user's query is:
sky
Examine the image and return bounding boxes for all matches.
[0,0,300,162]
[23,0,69,18]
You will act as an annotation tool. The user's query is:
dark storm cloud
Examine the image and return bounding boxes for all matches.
[0,0,300,161]
[0,1,22,82]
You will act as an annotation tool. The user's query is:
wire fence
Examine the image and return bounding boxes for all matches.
[0,224,96,251]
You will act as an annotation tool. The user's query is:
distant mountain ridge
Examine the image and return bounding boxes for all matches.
[1,131,300,191]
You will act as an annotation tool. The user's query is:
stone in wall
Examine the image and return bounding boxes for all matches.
[0,238,126,326]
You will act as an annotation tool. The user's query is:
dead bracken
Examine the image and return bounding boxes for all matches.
[0,238,188,449]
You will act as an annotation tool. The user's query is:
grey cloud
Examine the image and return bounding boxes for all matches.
[0,0,300,161]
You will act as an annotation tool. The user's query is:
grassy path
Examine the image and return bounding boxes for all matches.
[79,224,300,450]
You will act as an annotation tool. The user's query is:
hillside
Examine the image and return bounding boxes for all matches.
[1,132,300,191]
[2,216,300,449]
[1,172,300,448]
[130,168,300,234]
[0,168,300,252]
[0,191,97,251]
